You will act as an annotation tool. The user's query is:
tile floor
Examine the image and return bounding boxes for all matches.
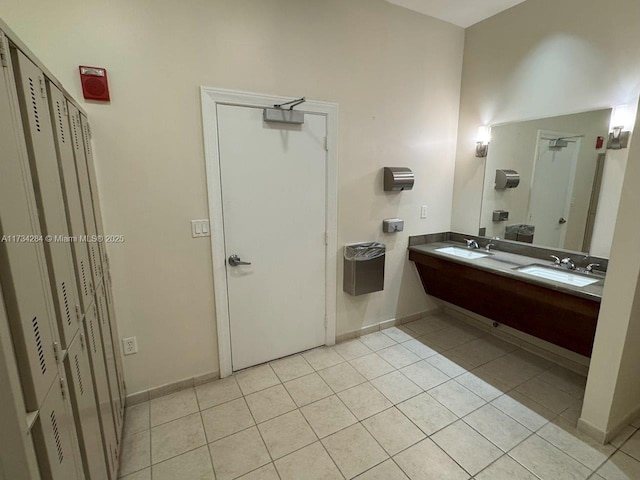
[118,312,640,480]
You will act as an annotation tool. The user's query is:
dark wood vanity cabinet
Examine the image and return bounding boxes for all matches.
[409,250,600,357]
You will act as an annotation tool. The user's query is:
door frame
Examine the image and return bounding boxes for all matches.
[201,87,338,378]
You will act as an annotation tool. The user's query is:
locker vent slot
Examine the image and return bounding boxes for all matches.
[84,127,92,155]
[72,115,80,150]
[32,317,47,375]
[89,318,97,353]
[74,355,84,396]
[28,78,41,132]
[91,246,98,276]
[56,101,65,143]
[50,410,64,464]
[81,260,88,297]
[61,282,71,326]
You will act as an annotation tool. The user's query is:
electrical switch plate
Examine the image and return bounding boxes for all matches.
[421,206,428,219]
[123,337,137,355]
[191,219,210,238]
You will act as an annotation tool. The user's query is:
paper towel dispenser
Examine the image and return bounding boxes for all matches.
[495,169,520,189]
[383,167,414,191]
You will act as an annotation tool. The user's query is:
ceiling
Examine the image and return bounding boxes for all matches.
[385,0,528,28]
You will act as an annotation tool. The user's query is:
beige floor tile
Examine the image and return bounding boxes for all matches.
[382,326,418,343]
[151,446,214,480]
[338,382,392,420]
[350,353,395,380]
[209,427,271,480]
[333,339,373,361]
[377,344,421,369]
[464,404,532,451]
[432,420,502,476]
[245,384,297,423]
[475,456,538,480]
[238,463,280,479]
[319,362,366,392]
[275,442,343,480]
[491,392,556,431]
[401,338,439,359]
[559,400,584,424]
[397,392,457,436]
[284,372,333,407]
[456,371,511,401]
[301,395,358,438]
[354,459,408,479]
[235,364,281,396]
[597,451,640,480]
[399,360,449,390]
[610,425,637,448]
[120,468,151,480]
[515,376,576,414]
[359,331,397,351]
[620,429,640,461]
[538,417,615,470]
[258,410,317,459]
[510,435,591,480]
[536,365,587,399]
[119,430,151,476]
[302,347,345,370]
[421,324,482,351]
[195,376,242,410]
[477,350,550,388]
[426,354,472,377]
[150,388,199,427]
[270,354,314,382]
[371,371,422,405]
[362,407,425,455]
[448,336,515,368]
[428,380,485,417]
[403,316,450,336]
[393,438,469,480]
[632,417,640,429]
[151,412,206,464]
[322,423,388,479]
[201,397,254,442]
[124,402,150,437]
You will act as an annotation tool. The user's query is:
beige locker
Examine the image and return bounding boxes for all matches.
[0,34,58,411]
[32,376,82,480]
[11,49,80,350]
[103,273,126,410]
[46,82,93,315]
[84,303,118,479]
[64,323,109,480]
[68,104,103,290]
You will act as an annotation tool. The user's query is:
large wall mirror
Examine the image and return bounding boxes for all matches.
[478,108,624,256]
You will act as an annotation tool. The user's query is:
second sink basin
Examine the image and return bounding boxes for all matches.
[435,246,489,260]
[517,265,599,287]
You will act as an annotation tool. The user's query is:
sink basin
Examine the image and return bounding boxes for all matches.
[517,265,599,287]
[435,246,489,260]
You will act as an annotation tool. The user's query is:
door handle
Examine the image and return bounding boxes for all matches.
[228,254,251,267]
[558,217,567,224]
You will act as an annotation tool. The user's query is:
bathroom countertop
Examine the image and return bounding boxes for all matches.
[409,241,604,302]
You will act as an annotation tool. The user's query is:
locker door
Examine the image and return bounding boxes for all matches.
[46,83,93,315]
[11,50,80,350]
[96,284,123,435]
[0,34,57,411]
[84,303,118,479]
[64,324,109,480]
[32,376,81,480]
[104,274,126,409]
[68,104,103,289]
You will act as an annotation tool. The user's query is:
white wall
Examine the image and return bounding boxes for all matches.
[0,0,464,393]
[452,0,640,258]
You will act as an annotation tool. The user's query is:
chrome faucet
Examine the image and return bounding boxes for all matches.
[465,239,479,249]
[561,258,577,270]
[586,263,601,274]
[550,255,561,266]
[485,243,496,252]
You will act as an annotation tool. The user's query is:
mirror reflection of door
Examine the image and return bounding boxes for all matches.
[527,131,580,249]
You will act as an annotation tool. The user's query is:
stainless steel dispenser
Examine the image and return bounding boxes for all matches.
[343,243,385,296]
[495,169,520,189]
[383,167,414,191]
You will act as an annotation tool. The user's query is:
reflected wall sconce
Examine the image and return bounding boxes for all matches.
[476,126,491,157]
[607,105,632,150]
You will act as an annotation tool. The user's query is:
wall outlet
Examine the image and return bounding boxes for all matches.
[421,206,428,219]
[123,337,138,355]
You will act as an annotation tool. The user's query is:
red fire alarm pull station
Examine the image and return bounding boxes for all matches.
[79,66,110,101]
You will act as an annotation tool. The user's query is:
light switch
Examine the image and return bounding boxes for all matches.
[421,206,428,219]
[191,219,211,238]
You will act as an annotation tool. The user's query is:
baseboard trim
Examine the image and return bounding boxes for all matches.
[577,417,607,444]
[335,308,441,343]
[125,370,219,407]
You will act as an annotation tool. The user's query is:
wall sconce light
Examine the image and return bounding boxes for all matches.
[476,126,491,157]
[607,105,632,150]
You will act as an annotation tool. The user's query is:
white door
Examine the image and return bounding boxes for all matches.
[528,132,579,248]
[216,104,327,371]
